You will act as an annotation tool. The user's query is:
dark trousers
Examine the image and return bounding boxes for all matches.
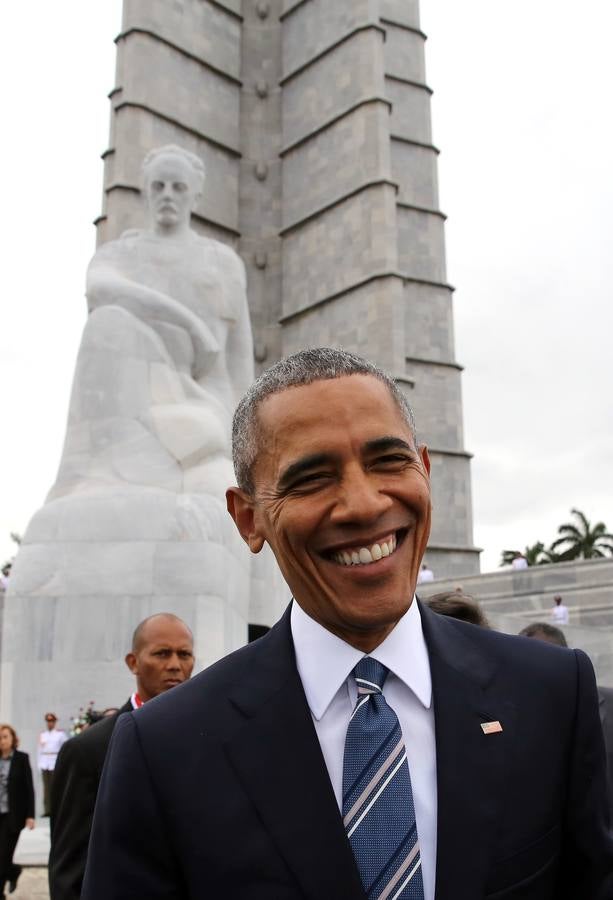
[42,768,54,816]
[0,813,21,894]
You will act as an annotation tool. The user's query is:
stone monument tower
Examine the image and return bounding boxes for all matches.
[0,0,479,785]
[100,0,479,577]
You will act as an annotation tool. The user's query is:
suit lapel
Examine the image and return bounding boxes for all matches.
[419,604,515,900]
[224,610,365,900]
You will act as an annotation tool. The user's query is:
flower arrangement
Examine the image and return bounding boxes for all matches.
[70,701,103,736]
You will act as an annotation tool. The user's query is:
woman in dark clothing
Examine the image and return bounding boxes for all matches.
[0,724,35,897]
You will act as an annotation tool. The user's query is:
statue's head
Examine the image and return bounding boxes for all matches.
[142,145,206,232]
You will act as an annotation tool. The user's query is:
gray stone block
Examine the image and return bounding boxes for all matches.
[379,0,421,30]
[391,140,440,209]
[382,22,426,84]
[123,0,242,80]
[387,79,432,144]
[282,183,398,317]
[282,102,392,229]
[282,28,385,150]
[116,32,241,151]
[397,206,446,282]
[282,0,376,78]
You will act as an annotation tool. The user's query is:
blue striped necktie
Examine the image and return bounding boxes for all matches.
[342,658,425,900]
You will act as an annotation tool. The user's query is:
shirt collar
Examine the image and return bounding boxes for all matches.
[291,598,432,721]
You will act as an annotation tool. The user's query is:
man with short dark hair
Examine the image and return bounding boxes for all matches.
[426,591,489,628]
[49,613,194,900]
[519,621,568,646]
[83,348,613,899]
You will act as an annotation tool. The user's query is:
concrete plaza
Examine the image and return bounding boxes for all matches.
[7,867,49,899]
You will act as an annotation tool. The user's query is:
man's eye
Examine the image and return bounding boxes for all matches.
[290,472,331,490]
[375,454,411,466]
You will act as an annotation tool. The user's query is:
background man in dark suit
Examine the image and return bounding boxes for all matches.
[600,686,613,822]
[49,613,194,900]
[83,349,613,899]
[520,621,613,828]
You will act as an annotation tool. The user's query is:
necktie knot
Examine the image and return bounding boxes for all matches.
[353,657,389,695]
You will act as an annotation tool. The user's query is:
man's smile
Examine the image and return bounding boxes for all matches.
[326,530,403,567]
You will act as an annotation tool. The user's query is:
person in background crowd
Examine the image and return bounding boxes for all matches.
[426,591,489,628]
[417,562,434,584]
[0,724,34,897]
[49,613,194,900]
[511,552,528,570]
[550,594,569,625]
[37,714,67,817]
[520,621,613,824]
[519,622,567,645]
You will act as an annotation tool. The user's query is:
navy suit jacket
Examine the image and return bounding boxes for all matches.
[599,686,613,823]
[49,699,133,900]
[82,604,613,899]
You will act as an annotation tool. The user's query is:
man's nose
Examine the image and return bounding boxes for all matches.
[330,466,391,524]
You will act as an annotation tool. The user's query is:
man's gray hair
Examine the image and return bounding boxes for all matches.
[232,347,417,494]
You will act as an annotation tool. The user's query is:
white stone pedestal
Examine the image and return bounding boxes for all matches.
[0,485,281,805]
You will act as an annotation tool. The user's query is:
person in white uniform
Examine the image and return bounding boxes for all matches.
[38,713,67,817]
[550,594,570,625]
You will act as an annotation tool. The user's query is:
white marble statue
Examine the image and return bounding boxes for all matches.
[1,147,285,771]
[52,144,254,501]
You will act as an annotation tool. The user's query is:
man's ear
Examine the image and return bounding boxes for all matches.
[226,487,266,553]
[419,444,431,476]
[125,652,137,675]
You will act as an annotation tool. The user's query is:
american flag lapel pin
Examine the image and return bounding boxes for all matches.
[481,720,503,735]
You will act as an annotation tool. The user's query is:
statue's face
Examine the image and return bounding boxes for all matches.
[144,153,200,230]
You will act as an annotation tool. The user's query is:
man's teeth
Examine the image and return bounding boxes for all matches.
[333,534,397,567]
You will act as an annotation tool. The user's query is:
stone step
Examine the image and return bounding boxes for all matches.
[418,557,613,686]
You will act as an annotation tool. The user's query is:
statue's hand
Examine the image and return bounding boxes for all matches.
[191,320,221,379]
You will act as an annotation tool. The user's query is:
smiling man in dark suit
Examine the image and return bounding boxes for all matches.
[83,349,613,900]
[49,613,194,900]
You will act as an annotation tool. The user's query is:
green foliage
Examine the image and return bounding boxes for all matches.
[550,508,613,560]
[500,549,519,567]
[500,509,613,567]
[499,542,558,568]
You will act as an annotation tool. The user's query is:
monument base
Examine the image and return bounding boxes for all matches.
[0,485,284,803]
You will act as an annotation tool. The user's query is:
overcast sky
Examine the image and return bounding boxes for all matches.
[1,1,611,574]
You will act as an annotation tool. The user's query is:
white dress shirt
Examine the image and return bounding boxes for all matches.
[291,599,437,900]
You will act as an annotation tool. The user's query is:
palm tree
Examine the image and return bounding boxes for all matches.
[524,542,559,566]
[500,549,519,567]
[499,542,557,567]
[549,508,613,560]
